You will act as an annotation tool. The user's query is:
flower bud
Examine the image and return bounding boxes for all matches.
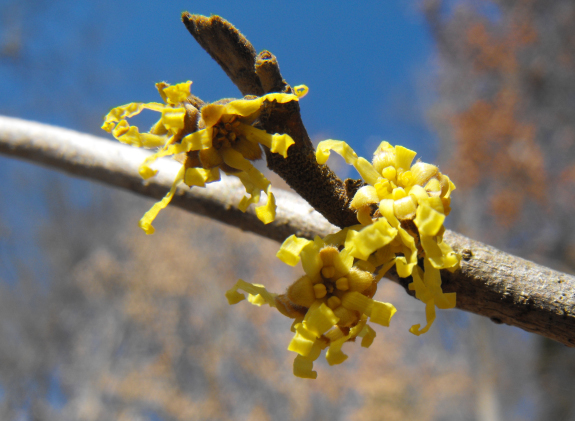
[410,162,438,186]
[275,295,307,319]
[319,246,340,266]
[425,178,441,196]
[372,142,396,174]
[287,275,315,308]
[393,195,417,221]
[347,267,374,293]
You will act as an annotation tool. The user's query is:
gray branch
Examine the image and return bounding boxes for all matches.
[1,115,574,347]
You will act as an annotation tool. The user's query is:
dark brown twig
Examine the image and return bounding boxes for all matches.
[182,13,360,228]
[181,13,264,97]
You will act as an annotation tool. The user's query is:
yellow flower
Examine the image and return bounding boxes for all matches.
[102,81,305,233]
[316,140,459,335]
[226,230,397,379]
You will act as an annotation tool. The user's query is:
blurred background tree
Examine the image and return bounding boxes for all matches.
[425,1,575,419]
[0,0,573,420]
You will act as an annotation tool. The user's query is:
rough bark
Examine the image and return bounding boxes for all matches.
[182,13,359,228]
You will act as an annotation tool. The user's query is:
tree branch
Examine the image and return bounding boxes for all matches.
[182,13,360,228]
[0,115,574,346]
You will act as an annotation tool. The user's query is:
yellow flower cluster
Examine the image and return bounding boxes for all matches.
[227,140,460,378]
[226,231,396,379]
[102,81,307,234]
[317,140,460,335]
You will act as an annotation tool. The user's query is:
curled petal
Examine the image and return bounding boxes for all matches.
[201,93,299,128]
[270,133,295,157]
[325,338,348,366]
[181,128,213,152]
[161,80,192,105]
[277,235,313,266]
[255,191,276,224]
[113,121,166,148]
[315,139,358,165]
[378,198,400,228]
[225,279,277,308]
[409,300,436,336]
[303,301,340,337]
[370,300,397,327]
[354,157,381,186]
[184,167,220,187]
[288,323,317,357]
[293,355,317,379]
[420,235,460,269]
[414,203,445,236]
[359,324,376,348]
[341,291,374,316]
[424,259,456,309]
[300,239,324,281]
[160,107,186,133]
[293,84,309,98]
[344,219,397,261]
[138,166,185,234]
[237,124,294,158]
[102,102,164,133]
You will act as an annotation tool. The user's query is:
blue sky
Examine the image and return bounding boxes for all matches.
[0,0,437,281]
[1,1,437,157]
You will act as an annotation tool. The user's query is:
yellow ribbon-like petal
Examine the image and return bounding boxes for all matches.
[303,302,340,337]
[293,355,317,379]
[237,124,294,158]
[414,203,445,237]
[276,235,313,266]
[181,128,213,151]
[340,291,374,316]
[161,80,192,105]
[359,324,376,348]
[201,93,299,128]
[344,219,397,261]
[102,102,165,133]
[255,191,276,224]
[300,239,324,282]
[138,166,185,234]
[288,323,317,357]
[409,300,436,336]
[354,157,381,186]
[394,145,417,172]
[315,139,358,165]
[160,107,186,134]
[370,300,397,327]
[225,279,277,308]
[293,84,309,98]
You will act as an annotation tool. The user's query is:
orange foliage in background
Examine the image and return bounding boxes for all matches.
[427,0,575,260]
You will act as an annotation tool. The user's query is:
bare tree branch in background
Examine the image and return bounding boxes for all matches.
[1,114,574,347]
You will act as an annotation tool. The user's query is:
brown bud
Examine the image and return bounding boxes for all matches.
[286,275,315,308]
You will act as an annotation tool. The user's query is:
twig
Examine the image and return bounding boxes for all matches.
[182,13,360,228]
[0,116,334,243]
[0,115,574,346]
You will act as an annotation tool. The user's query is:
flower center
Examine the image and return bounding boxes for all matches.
[211,115,241,149]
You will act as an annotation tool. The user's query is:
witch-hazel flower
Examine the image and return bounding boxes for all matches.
[226,230,397,379]
[316,140,460,335]
[102,80,306,233]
